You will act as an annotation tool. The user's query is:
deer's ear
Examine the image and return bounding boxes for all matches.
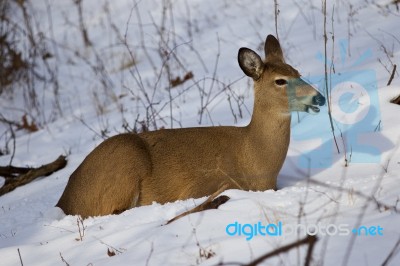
[238,48,264,80]
[265,35,284,63]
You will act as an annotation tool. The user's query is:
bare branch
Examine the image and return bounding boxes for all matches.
[166,184,229,224]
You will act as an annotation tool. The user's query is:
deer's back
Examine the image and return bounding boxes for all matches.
[137,126,278,205]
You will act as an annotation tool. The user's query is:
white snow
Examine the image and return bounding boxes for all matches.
[0,0,399,265]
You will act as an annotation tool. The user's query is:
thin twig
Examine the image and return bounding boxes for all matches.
[9,124,16,166]
[387,64,397,86]
[17,248,23,266]
[76,216,85,241]
[308,179,399,213]
[274,0,279,40]
[243,235,318,266]
[73,0,92,47]
[60,252,70,266]
[381,237,400,266]
[145,242,154,266]
[323,0,340,154]
[93,236,124,254]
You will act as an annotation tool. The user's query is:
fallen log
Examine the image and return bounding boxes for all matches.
[0,155,67,197]
[0,165,31,178]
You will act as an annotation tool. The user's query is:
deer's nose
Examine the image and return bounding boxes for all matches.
[312,93,326,106]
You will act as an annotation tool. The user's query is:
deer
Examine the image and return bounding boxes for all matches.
[56,35,325,218]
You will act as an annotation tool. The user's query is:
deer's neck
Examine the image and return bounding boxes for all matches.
[247,95,291,189]
[248,96,291,143]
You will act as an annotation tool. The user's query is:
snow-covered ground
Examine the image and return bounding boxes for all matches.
[1,0,399,265]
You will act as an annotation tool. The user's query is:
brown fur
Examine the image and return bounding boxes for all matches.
[56,35,324,218]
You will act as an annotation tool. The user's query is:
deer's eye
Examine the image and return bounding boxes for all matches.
[275,79,288,86]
